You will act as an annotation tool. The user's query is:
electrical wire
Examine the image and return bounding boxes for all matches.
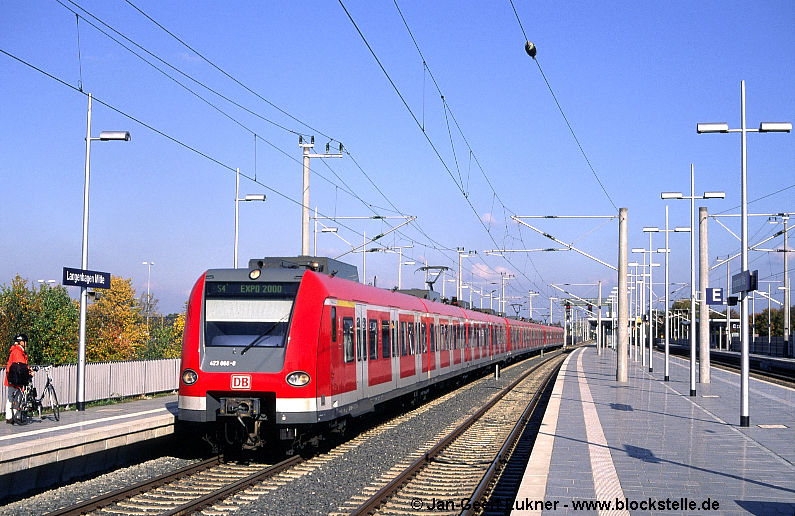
[56,0,449,265]
[124,0,332,142]
[76,0,468,278]
[508,0,618,212]
[341,0,551,303]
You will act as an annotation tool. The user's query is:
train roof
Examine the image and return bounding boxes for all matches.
[304,271,518,326]
[247,256,359,282]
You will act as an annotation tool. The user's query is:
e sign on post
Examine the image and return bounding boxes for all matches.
[706,288,724,305]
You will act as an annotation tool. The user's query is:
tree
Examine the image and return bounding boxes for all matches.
[29,284,79,364]
[86,276,146,361]
[136,312,184,360]
[0,275,36,361]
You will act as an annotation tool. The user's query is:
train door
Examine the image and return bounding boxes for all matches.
[431,316,439,375]
[390,308,399,391]
[355,304,368,400]
[398,311,416,386]
[453,320,463,365]
[439,318,450,369]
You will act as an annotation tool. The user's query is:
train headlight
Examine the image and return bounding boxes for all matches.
[182,369,198,385]
[249,268,261,280]
[286,371,311,387]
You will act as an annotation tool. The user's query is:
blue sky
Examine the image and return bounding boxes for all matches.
[1,1,793,319]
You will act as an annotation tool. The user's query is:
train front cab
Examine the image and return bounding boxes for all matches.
[178,268,325,448]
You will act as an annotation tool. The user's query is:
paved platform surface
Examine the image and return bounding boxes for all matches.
[514,345,795,515]
[0,395,176,500]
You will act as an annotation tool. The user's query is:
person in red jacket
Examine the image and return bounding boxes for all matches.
[4,334,29,423]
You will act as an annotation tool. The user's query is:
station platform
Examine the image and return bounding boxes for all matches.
[0,394,177,501]
[514,345,795,515]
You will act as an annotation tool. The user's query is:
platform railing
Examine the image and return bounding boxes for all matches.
[1,358,180,411]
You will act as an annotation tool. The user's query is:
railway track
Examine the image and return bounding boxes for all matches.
[341,352,564,515]
[661,344,795,386]
[48,455,301,515]
[44,351,566,516]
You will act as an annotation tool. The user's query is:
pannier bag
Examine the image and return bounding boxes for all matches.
[7,362,31,387]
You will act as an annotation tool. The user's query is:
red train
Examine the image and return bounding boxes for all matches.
[177,257,563,450]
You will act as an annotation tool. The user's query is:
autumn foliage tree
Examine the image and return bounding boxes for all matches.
[1,275,186,365]
[0,276,79,364]
[86,276,147,361]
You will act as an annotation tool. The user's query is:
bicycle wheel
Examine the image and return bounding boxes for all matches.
[10,389,29,425]
[45,384,60,421]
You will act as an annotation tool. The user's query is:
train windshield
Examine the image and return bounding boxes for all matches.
[204,282,297,349]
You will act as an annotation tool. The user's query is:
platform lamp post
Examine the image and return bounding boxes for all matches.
[662,165,724,397]
[78,93,130,412]
[631,248,650,367]
[636,227,663,371]
[141,261,154,333]
[657,207,691,380]
[697,80,791,425]
[234,167,266,268]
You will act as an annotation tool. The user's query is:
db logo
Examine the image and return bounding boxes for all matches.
[231,374,252,390]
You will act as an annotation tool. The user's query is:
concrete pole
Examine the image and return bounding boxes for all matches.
[740,81,750,426]
[641,252,647,368]
[398,247,403,289]
[77,93,93,412]
[617,207,629,382]
[689,164,697,397]
[725,260,730,350]
[597,281,602,355]
[234,168,240,268]
[785,216,790,355]
[699,206,710,384]
[665,206,670,380]
[648,231,654,372]
[301,140,311,256]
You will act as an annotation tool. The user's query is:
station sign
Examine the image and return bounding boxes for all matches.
[731,270,758,294]
[62,267,111,289]
[705,288,724,305]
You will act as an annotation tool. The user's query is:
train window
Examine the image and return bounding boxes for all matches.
[421,322,428,353]
[392,321,399,357]
[408,322,415,355]
[400,321,407,356]
[331,307,337,343]
[357,317,365,362]
[430,323,436,352]
[369,319,378,360]
[343,317,354,363]
[382,320,391,358]
[204,298,294,349]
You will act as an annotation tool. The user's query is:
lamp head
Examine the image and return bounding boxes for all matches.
[696,123,729,133]
[661,192,683,200]
[99,131,131,141]
[759,122,792,133]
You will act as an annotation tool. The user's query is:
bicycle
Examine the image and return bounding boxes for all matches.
[10,365,60,425]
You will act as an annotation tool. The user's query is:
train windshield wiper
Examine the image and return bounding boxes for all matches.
[240,317,286,355]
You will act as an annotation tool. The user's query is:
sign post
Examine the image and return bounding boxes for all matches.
[63,266,111,411]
